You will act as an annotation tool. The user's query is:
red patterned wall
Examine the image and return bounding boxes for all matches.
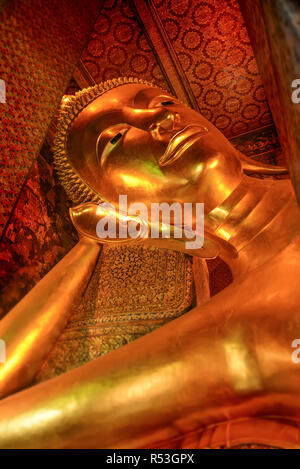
[0,144,78,318]
[0,0,101,237]
[152,0,273,137]
[81,0,168,88]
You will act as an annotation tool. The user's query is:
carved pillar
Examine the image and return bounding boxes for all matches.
[239,0,300,203]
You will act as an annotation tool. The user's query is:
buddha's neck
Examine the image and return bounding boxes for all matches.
[205,174,300,278]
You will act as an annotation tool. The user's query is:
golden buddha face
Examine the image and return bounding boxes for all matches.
[66,83,242,213]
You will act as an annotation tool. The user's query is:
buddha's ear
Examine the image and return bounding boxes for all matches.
[238,151,288,176]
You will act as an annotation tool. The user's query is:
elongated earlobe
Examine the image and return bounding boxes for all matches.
[69,203,221,259]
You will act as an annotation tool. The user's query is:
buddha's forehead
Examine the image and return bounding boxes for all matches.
[69,83,168,137]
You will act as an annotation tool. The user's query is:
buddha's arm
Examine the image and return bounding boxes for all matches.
[0,240,299,448]
[0,238,100,399]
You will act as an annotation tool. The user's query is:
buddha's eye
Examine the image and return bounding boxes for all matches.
[161,100,175,106]
[98,127,128,167]
[110,132,123,145]
[149,97,177,108]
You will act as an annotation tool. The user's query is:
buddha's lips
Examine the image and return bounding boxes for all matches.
[159,125,208,167]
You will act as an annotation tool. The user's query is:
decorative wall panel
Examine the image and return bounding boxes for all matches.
[80,0,169,89]
[36,245,195,382]
[0,0,101,237]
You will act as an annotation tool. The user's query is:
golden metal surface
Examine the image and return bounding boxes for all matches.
[0,79,300,448]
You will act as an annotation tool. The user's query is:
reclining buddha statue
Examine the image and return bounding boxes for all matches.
[0,77,300,448]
